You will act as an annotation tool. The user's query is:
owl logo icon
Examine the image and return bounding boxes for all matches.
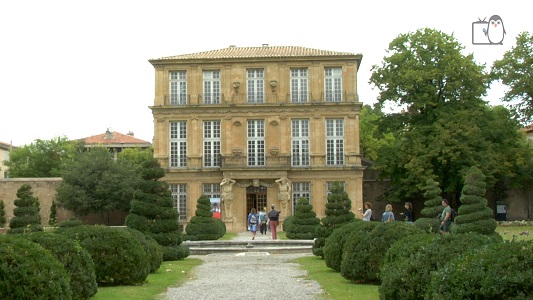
[472,15,506,45]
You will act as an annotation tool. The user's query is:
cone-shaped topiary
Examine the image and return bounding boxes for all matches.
[184,195,220,241]
[0,199,6,228]
[451,166,497,235]
[125,159,188,261]
[414,179,442,233]
[286,198,320,240]
[313,182,355,258]
[8,184,43,234]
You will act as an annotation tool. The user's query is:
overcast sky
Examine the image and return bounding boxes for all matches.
[0,0,530,146]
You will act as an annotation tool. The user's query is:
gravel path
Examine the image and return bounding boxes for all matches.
[163,233,323,300]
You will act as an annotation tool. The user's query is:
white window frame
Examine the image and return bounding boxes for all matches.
[203,183,221,199]
[247,120,265,166]
[292,182,311,214]
[170,121,187,168]
[203,120,221,167]
[325,67,342,102]
[290,68,308,103]
[247,69,264,103]
[170,184,188,221]
[203,70,221,104]
[169,71,187,105]
[326,119,344,165]
[291,119,310,166]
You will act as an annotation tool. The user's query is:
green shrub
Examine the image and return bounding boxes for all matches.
[59,225,151,286]
[414,179,443,233]
[0,235,72,299]
[0,199,6,227]
[163,245,190,261]
[213,218,226,238]
[126,228,164,273]
[282,215,295,232]
[8,184,43,234]
[286,198,321,240]
[341,221,422,283]
[379,232,503,300]
[184,195,219,241]
[428,240,533,299]
[324,220,378,272]
[23,232,97,300]
[58,217,84,228]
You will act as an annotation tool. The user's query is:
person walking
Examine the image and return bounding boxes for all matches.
[248,208,259,240]
[258,207,268,235]
[268,204,280,239]
[358,202,373,221]
[381,204,395,222]
[439,199,452,235]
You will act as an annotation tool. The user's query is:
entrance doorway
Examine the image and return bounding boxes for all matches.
[246,186,267,217]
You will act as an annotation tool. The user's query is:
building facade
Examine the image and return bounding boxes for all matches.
[149,45,365,232]
[0,141,15,178]
[81,129,152,160]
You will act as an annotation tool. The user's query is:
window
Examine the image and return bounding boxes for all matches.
[170,121,187,168]
[203,183,221,199]
[326,119,344,165]
[203,121,221,167]
[291,119,310,166]
[170,184,187,221]
[203,70,221,104]
[290,68,308,103]
[170,71,187,105]
[325,67,342,102]
[292,182,311,214]
[247,120,265,166]
[247,69,264,103]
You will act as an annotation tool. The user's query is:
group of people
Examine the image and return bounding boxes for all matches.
[358,199,455,234]
[247,204,280,240]
[358,202,414,223]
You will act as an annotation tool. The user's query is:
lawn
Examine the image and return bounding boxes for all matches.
[295,255,379,300]
[91,258,202,300]
[495,224,533,241]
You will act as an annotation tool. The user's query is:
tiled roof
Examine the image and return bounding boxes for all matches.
[150,45,361,61]
[0,141,15,150]
[81,131,151,146]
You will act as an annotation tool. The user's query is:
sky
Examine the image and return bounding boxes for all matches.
[0,0,531,146]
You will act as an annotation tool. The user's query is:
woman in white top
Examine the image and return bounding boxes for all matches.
[358,202,373,221]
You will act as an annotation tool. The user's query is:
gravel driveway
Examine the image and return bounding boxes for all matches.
[163,251,323,300]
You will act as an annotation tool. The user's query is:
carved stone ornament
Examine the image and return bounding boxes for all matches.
[233,120,242,127]
[269,120,279,126]
[232,148,242,156]
[270,147,279,156]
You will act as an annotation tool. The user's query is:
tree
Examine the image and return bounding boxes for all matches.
[414,179,443,233]
[125,158,189,260]
[49,200,57,226]
[0,200,6,227]
[359,104,395,161]
[184,195,220,241]
[55,147,138,220]
[312,182,355,257]
[5,136,84,178]
[369,28,532,202]
[8,184,43,234]
[286,197,321,240]
[491,31,533,124]
[452,166,497,235]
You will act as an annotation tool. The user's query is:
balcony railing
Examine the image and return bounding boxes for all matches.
[221,155,290,168]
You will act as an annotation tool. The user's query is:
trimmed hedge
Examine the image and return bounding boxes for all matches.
[23,232,97,300]
[341,221,423,283]
[379,232,503,300]
[0,235,72,299]
[323,220,378,272]
[286,198,320,240]
[59,225,151,286]
[213,217,226,238]
[427,240,533,300]
[184,195,220,241]
[126,228,164,273]
[58,217,84,228]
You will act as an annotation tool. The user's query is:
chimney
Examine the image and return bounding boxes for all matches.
[104,128,114,140]
[127,131,134,137]
[262,44,269,47]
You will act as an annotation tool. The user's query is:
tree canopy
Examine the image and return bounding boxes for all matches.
[491,31,533,124]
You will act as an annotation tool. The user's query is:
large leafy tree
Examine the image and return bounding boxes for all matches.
[491,31,533,124]
[55,147,138,220]
[369,28,531,201]
[359,104,395,161]
[5,136,84,178]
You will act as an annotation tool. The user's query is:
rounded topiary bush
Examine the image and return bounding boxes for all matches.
[379,232,503,300]
[163,245,190,261]
[23,232,97,300]
[324,220,378,272]
[428,240,533,300]
[0,235,72,300]
[282,215,295,232]
[341,221,423,283]
[184,195,219,241]
[127,228,163,273]
[59,225,151,286]
[58,217,84,228]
